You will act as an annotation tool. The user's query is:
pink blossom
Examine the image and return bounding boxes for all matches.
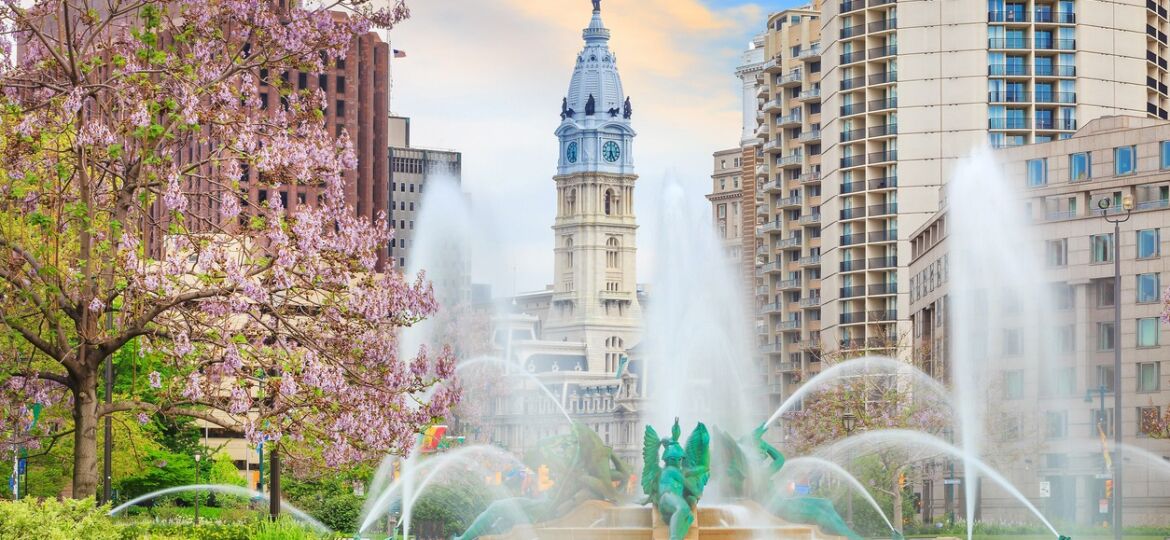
[148,371,162,389]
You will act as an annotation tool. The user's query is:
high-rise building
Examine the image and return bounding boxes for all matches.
[818,0,1160,356]
[752,3,827,409]
[742,0,1169,409]
[909,115,1170,525]
[387,116,463,273]
[708,148,746,261]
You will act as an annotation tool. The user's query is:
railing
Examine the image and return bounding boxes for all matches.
[1045,210,1077,220]
[869,18,897,32]
[777,112,803,125]
[988,91,1031,103]
[799,171,821,183]
[778,195,803,207]
[798,88,822,101]
[777,320,801,331]
[1034,64,1076,77]
[799,255,821,266]
[868,229,897,242]
[777,236,801,249]
[1036,118,1077,130]
[988,10,1030,22]
[869,97,898,111]
[778,70,803,85]
[1149,0,1168,19]
[798,129,822,142]
[868,309,898,321]
[840,259,867,272]
[777,278,801,289]
[761,261,783,273]
[759,220,783,233]
[989,64,1030,76]
[778,154,803,167]
[868,256,898,269]
[798,213,822,225]
[761,302,783,313]
[797,44,822,60]
[840,0,864,13]
[840,286,865,299]
[840,312,866,324]
[841,127,866,142]
[759,342,783,353]
[840,232,866,246]
[841,23,865,39]
[868,150,898,164]
[841,102,867,116]
[868,283,898,295]
[989,38,1031,49]
[841,76,865,91]
[799,296,822,308]
[841,180,865,194]
[763,139,783,152]
[869,175,897,189]
[841,154,866,168]
[868,45,897,59]
[989,117,1031,130]
[841,207,867,220]
[869,71,897,85]
[869,202,898,216]
[869,0,895,7]
[1035,39,1077,50]
[762,180,782,192]
[869,123,898,137]
[840,51,866,65]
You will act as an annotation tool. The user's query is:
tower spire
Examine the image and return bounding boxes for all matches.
[593,0,601,13]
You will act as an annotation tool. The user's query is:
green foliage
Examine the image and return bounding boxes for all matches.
[0,498,119,540]
[115,517,325,540]
[409,475,494,538]
[283,472,365,532]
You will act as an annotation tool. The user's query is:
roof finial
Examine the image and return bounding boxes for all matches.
[593,0,601,13]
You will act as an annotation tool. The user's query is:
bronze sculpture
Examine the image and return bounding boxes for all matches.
[642,418,709,540]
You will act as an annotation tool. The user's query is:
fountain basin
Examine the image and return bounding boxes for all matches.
[482,500,846,540]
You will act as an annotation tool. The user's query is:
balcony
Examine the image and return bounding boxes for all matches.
[989,117,1031,130]
[841,127,865,143]
[868,309,897,321]
[763,96,786,112]
[868,150,897,164]
[761,302,783,314]
[868,256,897,269]
[1045,209,1077,221]
[798,213,822,226]
[840,232,866,246]
[798,129,822,143]
[1034,91,1077,104]
[988,90,1031,103]
[868,123,897,137]
[799,296,822,308]
[759,220,783,233]
[759,342,783,354]
[988,10,1030,22]
[799,171,822,184]
[840,0,864,13]
[841,180,865,194]
[778,153,804,168]
[799,254,821,267]
[778,361,801,373]
[1034,64,1076,77]
[840,207,867,220]
[763,138,784,153]
[776,112,803,127]
[777,320,801,331]
[841,154,867,168]
[777,236,801,249]
[840,50,866,65]
[869,0,895,6]
[777,278,801,291]
[869,202,898,216]
[841,75,865,91]
[840,259,867,272]
[840,286,865,299]
[763,56,783,74]
[777,70,803,87]
[755,163,768,176]
[988,37,1031,49]
[797,43,822,61]
[841,23,865,39]
[778,195,803,209]
[868,97,898,112]
[1136,198,1170,211]
[756,285,770,296]
[1035,117,1076,130]
[797,88,822,102]
[1034,39,1077,50]
[868,229,897,242]
[762,179,784,193]
[869,71,897,86]
[867,44,897,59]
[762,261,783,274]
[869,18,897,33]
[989,64,1030,76]
[841,102,867,117]
[840,312,866,325]
[869,175,897,189]
[868,282,898,295]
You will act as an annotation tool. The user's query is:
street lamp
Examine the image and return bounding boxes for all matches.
[841,410,858,527]
[193,452,202,526]
[1099,193,1132,540]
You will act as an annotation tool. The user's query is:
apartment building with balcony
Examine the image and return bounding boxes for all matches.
[754,2,827,410]
[908,115,1170,525]
[816,0,1161,358]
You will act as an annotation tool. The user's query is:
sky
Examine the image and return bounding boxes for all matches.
[386,0,795,294]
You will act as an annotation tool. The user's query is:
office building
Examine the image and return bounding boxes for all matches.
[387,116,464,273]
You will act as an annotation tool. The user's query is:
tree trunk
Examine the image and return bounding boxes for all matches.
[72,371,100,499]
[892,474,903,532]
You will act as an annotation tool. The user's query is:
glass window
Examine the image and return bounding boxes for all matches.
[1045,410,1067,439]
[1097,322,1116,351]
[1097,365,1116,393]
[1115,145,1136,175]
[1070,152,1090,181]
[1026,158,1047,187]
[1046,239,1067,266]
[1161,141,1170,169]
[1090,233,1114,263]
[1137,273,1160,303]
[1138,317,1160,347]
[1097,278,1116,307]
[1137,229,1160,258]
[1004,370,1024,399]
[1138,362,1160,392]
[1003,328,1022,356]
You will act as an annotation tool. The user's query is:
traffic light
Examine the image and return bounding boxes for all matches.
[538,465,554,492]
[1104,479,1113,499]
[898,472,907,489]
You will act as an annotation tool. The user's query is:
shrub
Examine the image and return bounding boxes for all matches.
[0,498,119,540]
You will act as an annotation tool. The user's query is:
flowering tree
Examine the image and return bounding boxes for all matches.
[0,0,458,499]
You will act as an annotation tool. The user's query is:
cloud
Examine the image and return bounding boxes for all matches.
[387,0,757,293]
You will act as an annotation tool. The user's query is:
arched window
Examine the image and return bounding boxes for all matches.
[606,237,620,269]
[565,236,574,268]
[604,189,614,215]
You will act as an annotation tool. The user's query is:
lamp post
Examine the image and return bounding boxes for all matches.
[942,427,955,526]
[841,410,858,527]
[193,452,202,526]
[1100,194,1132,540]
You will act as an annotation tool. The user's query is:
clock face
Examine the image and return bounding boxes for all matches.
[603,141,621,163]
[566,142,578,163]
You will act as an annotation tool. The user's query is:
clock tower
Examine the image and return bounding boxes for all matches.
[545,0,642,373]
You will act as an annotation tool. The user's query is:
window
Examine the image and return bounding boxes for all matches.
[1004,370,1024,399]
[1069,152,1090,181]
[606,237,620,269]
[1052,282,1074,310]
[1138,317,1160,347]
[564,237,574,269]
[1045,410,1067,439]
[1139,406,1161,437]
[1046,239,1067,266]
[1055,367,1076,396]
[1097,278,1116,307]
[1115,145,1136,175]
[1090,233,1114,263]
[1138,362,1160,392]
[335,100,345,118]
[1161,141,1170,169]
[1003,329,1022,356]
[1137,228,1160,259]
[1137,273,1160,303]
[1097,365,1116,393]
[604,189,615,215]
[1090,408,1114,437]
[1097,322,1115,351]
[1026,158,1048,187]
[1057,325,1075,354]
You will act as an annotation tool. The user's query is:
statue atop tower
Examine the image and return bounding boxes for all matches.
[593,0,601,12]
